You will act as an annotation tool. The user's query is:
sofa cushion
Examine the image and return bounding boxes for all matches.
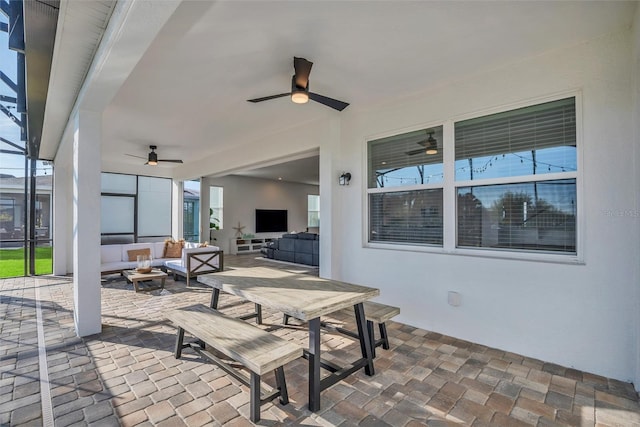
[127,248,151,262]
[297,232,318,240]
[101,261,136,273]
[294,239,313,254]
[295,252,313,265]
[152,242,166,259]
[120,243,154,262]
[101,245,122,264]
[164,259,187,274]
[273,250,295,263]
[279,238,296,252]
[281,233,298,239]
[164,239,184,258]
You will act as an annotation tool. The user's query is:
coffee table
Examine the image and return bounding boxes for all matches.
[123,269,167,292]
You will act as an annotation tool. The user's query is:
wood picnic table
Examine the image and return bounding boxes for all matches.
[198,266,380,412]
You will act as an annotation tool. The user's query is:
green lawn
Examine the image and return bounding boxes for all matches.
[0,247,53,278]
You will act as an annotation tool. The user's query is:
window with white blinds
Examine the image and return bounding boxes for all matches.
[367,125,444,247]
[366,96,578,255]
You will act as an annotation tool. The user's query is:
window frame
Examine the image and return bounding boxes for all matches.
[100,172,174,243]
[209,186,224,230]
[364,91,583,264]
[308,194,320,228]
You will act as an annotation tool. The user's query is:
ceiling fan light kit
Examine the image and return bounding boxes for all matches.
[291,91,309,104]
[425,135,438,155]
[147,147,159,165]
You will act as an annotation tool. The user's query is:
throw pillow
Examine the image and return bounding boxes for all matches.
[163,239,184,258]
[127,248,151,262]
[198,241,209,248]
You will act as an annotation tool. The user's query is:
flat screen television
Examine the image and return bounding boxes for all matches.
[255,209,288,233]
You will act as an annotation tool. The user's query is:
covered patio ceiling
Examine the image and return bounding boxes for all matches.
[38,1,637,179]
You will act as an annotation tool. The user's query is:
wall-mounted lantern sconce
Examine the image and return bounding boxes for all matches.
[339,172,352,186]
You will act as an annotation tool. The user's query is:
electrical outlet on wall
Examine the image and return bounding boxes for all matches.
[448,291,461,307]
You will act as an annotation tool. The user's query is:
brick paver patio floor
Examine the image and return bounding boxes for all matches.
[1,254,639,426]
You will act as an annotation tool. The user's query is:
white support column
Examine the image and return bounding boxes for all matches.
[172,179,182,240]
[52,135,72,276]
[319,118,342,280]
[72,109,102,337]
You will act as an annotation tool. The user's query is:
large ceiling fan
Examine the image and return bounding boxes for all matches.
[126,145,183,166]
[405,130,438,156]
[247,57,349,111]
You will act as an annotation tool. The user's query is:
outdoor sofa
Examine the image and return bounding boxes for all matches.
[100,241,223,285]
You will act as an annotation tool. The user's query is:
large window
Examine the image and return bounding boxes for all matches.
[100,173,172,244]
[367,96,578,256]
[368,126,444,245]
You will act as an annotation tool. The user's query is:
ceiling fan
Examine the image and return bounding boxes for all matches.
[247,57,349,111]
[405,130,438,156]
[126,145,183,166]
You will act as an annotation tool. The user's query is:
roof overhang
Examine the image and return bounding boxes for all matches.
[23,0,58,159]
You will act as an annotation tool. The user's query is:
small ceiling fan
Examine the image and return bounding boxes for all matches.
[126,145,183,166]
[247,57,349,111]
[405,130,438,156]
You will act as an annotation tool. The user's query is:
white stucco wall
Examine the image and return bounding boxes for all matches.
[330,29,638,385]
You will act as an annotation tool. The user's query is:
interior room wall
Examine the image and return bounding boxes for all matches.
[201,175,319,253]
[333,28,639,386]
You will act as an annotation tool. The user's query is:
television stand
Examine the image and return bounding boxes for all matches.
[229,237,274,255]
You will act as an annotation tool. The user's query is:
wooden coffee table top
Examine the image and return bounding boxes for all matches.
[123,269,167,282]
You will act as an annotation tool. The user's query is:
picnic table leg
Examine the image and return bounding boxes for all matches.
[275,366,289,405]
[209,288,220,309]
[250,372,261,422]
[174,327,185,358]
[379,322,390,350]
[308,317,321,412]
[354,303,375,376]
[367,319,376,358]
[255,303,262,324]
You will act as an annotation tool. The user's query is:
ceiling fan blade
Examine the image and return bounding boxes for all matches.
[247,93,290,103]
[293,57,313,88]
[158,159,183,163]
[405,148,426,156]
[125,153,147,159]
[309,92,349,111]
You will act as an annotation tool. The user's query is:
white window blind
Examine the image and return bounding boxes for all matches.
[455,97,576,181]
[369,189,443,245]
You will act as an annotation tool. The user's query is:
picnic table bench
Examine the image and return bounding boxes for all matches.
[166,304,302,422]
[284,300,400,356]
